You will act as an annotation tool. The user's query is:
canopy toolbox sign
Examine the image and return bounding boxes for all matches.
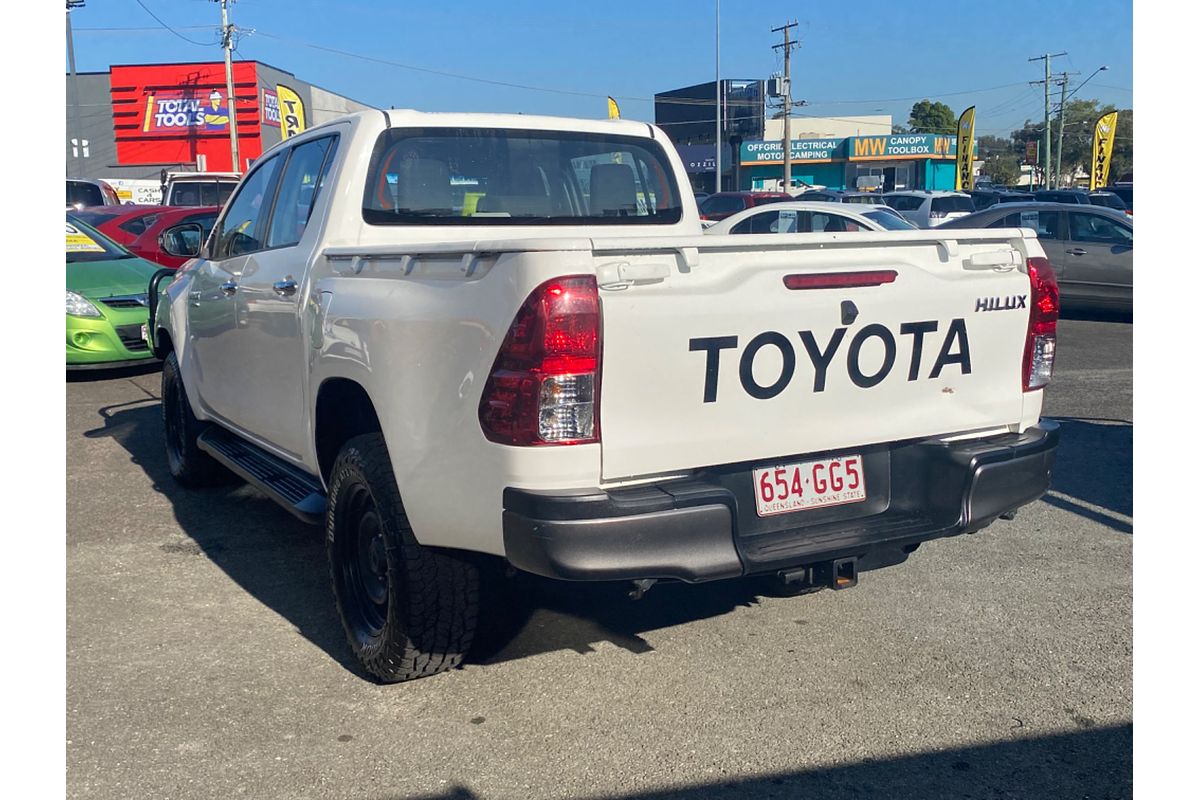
[849,134,958,161]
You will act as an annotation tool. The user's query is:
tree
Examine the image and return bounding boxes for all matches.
[977,135,1016,159]
[1053,99,1133,186]
[906,100,957,134]
[982,155,1021,186]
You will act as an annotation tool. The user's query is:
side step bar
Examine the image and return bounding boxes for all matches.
[197,427,327,525]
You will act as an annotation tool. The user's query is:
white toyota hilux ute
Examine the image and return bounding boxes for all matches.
[149,110,1060,683]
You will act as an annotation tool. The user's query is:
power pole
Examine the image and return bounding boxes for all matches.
[1029,51,1066,190]
[714,0,721,193]
[66,1,86,177]
[1053,72,1077,188]
[218,0,241,173]
[772,21,799,193]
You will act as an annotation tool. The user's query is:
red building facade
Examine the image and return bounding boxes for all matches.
[110,62,271,173]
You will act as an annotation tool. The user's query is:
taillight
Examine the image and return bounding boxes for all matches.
[1023,256,1059,391]
[479,276,601,445]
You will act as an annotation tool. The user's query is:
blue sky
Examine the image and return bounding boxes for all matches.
[69,0,1132,137]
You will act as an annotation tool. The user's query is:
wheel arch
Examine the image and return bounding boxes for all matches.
[314,377,384,484]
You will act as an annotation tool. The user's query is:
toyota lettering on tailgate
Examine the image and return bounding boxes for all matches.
[688,319,971,402]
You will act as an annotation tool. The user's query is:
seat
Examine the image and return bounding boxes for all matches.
[589,163,638,217]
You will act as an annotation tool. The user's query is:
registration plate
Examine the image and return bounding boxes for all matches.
[752,454,866,517]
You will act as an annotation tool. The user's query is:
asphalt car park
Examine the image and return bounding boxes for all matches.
[66,315,1131,800]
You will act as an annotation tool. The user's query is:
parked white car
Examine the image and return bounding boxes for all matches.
[883,190,975,228]
[705,201,917,236]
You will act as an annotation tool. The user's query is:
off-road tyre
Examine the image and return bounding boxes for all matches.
[327,433,480,683]
[161,351,230,487]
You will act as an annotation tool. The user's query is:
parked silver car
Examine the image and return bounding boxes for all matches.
[940,202,1132,312]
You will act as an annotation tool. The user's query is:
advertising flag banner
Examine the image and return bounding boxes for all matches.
[607,96,621,120]
[955,106,976,191]
[1090,111,1119,190]
[277,84,307,139]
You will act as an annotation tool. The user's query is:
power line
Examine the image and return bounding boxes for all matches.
[132,0,218,47]
[76,25,214,32]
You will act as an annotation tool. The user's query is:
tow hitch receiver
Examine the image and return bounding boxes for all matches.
[779,557,859,591]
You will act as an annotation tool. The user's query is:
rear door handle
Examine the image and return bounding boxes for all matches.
[220,280,238,296]
[273,278,298,297]
[1067,248,1088,256]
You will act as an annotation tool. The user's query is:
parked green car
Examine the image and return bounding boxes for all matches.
[66,216,161,369]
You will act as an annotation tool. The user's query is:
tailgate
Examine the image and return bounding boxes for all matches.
[595,230,1036,480]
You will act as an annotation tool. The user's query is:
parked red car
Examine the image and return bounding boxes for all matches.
[698,191,794,222]
[69,205,165,246]
[125,206,221,268]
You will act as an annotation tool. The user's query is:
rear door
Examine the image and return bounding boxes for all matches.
[230,134,339,457]
[595,234,1035,480]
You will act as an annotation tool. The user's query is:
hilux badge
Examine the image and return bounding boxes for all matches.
[975,295,1027,312]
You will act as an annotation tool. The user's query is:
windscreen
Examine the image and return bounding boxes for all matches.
[363,127,683,225]
[66,217,134,263]
[863,209,917,230]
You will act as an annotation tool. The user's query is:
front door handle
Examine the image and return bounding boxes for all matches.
[1067,248,1088,256]
[273,278,298,297]
[220,280,238,296]
[188,290,201,307]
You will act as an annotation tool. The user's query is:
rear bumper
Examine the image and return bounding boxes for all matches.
[503,420,1059,583]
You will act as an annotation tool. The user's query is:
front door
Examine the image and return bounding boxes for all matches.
[186,152,286,428]
[1065,210,1134,307]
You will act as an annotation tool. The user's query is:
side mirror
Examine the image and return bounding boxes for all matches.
[159,222,204,258]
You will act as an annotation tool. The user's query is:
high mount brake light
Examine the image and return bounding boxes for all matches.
[1023,256,1059,391]
[479,276,601,446]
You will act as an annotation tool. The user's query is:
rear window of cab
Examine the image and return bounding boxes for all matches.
[362,127,683,225]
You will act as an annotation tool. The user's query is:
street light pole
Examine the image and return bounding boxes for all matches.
[714,0,721,194]
[66,1,86,177]
[1055,65,1108,189]
[1054,75,1069,187]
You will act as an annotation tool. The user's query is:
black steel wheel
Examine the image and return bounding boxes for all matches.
[160,351,229,486]
[327,433,479,683]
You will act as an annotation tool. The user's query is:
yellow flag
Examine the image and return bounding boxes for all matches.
[1090,111,1119,190]
[607,96,620,120]
[955,106,976,191]
[277,84,307,139]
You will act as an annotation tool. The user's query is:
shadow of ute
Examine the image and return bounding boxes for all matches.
[1045,417,1132,534]
[83,400,771,679]
[83,398,363,676]
[393,724,1131,800]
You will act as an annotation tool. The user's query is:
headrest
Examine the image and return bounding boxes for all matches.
[391,157,451,211]
[589,163,638,217]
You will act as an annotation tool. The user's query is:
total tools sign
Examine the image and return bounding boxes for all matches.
[111,62,264,172]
